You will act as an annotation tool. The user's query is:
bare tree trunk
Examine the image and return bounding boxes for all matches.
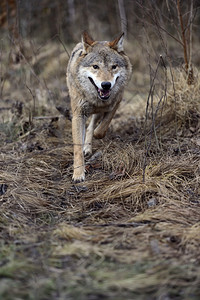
[67,0,75,25]
[118,0,127,36]
[188,0,193,66]
[187,0,194,85]
[177,0,189,72]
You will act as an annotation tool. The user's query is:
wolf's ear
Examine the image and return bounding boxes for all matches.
[82,31,95,54]
[109,33,124,52]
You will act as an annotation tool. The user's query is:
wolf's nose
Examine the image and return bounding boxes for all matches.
[101,82,111,90]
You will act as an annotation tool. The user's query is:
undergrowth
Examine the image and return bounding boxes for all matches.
[0,32,200,300]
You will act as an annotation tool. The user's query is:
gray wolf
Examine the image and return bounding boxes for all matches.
[66,31,132,182]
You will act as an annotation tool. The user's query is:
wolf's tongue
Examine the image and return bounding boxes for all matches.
[98,89,109,97]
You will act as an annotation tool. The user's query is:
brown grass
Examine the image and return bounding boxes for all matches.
[0,35,200,299]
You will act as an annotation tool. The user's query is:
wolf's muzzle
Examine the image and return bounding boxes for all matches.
[88,77,111,101]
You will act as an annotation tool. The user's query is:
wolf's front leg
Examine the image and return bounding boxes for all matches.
[84,114,101,156]
[94,102,120,139]
[72,113,85,182]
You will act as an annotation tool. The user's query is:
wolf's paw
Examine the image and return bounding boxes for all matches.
[72,165,85,182]
[93,130,106,139]
[72,173,85,183]
[83,144,92,157]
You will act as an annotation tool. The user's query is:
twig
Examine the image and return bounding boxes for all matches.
[35,33,70,58]
[167,56,181,153]
[25,83,36,117]
[135,0,184,46]
[143,55,162,183]
[33,116,60,120]
[0,41,5,97]
[8,35,45,87]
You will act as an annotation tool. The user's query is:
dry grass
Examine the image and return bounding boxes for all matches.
[0,34,200,299]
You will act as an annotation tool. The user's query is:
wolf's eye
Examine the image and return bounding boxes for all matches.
[112,65,117,70]
[93,65,99,69]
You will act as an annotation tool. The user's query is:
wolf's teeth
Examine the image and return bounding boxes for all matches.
[98,89,111,99]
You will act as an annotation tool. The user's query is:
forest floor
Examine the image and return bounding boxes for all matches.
[0,40,200,300]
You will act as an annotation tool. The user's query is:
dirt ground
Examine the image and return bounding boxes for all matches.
[0,35,200,300]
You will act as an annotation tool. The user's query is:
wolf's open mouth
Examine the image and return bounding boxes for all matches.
[88,77,111,100]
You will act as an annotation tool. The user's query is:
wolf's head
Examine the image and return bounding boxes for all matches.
[77,32,131,103]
